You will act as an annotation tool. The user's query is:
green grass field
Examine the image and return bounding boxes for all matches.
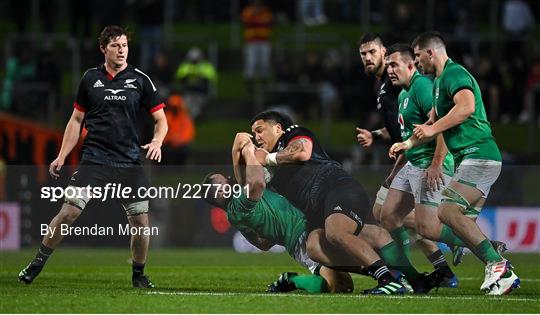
[1,248,539,313]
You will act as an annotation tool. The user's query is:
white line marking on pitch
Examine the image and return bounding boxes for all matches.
[458,277,540,282]
[146,291,539,302]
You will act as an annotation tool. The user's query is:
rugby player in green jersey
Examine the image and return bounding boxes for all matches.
[203,133,410,295]
[204,136,354,294]
[357,33,458,288]
[390,32,520,295]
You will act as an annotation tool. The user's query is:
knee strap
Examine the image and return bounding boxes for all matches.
[441,187,470,211]
[123,200,149,216]
[375,186,389,206]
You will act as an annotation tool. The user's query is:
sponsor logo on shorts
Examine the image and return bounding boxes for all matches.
[333,206,342,212]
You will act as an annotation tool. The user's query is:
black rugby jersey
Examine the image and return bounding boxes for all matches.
[375,70,402,143]
[74,64,165,166]
[269,125,353,213]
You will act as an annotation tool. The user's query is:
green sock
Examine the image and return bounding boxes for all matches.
[474,239,503,264]
[380,241,419,282]
[390,227,412,260]
[290,274,326,293]
[439,224,467,247]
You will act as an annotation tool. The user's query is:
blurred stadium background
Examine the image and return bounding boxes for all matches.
[0,0,539,255]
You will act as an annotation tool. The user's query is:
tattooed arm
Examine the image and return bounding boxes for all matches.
[275,138,313,164]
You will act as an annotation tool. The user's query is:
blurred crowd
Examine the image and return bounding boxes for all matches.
[1,0,539,129]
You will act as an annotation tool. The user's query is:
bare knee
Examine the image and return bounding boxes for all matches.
[58,204,82,224]
[128,214,148,227]
[415,221,437,240]
[325,228,347,249]
[379,209,400,231]
[306,231,323,260]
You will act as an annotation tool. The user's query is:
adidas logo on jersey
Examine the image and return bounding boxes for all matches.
[93,80,104,88]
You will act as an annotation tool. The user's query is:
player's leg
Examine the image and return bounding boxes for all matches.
[380,164,416,260]
[318,266,353,293]
[323,214,405,294]
[19,202,83,284]
[124,202,154,288]
[19,163,95,284]
[438,164,519,294]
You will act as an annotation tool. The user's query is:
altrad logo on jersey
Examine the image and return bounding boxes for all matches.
[104,89,127,101]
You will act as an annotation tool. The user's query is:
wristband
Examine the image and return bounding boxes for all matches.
[371,129,383,139]
[151,138,162,145]
[403,139,413,150]
[265,152,278,166]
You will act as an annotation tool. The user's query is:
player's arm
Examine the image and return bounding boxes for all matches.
[232,133,253,185]
[141,109,168,163]
[272,138,313,165]
[241,229,275,251]
[388,134,434,160]
[242,143,265,201]
[356,127,390,148]
[425,134,448,191]
[50,109,85,178]
[413,89,475,139]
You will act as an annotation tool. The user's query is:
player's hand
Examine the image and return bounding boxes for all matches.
[425,108,436,125]
[389,142,408,160]
[241,143,256,156]
[233,132,253,152]
[413,124,436,140]
[425,163,445,192]
[141,139,162,163]
[49,156,65,179]
[254,148,269,165]
[356,128,373,148]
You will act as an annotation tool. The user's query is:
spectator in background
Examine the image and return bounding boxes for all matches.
[174,47,217,119]
[161,93,195,165]
[300,0,327,26]
[503,0,535,36]
[149,51,174,100]
[1,48,36,110]
[137,0,164,71]
[475,57,502,122]
[520,57,540,125]
[36,49,61,113]
[241,0,273,94]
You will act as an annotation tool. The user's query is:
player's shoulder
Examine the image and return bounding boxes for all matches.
[412,74,433,92]
[80,67,100,80]
[131,66,158,91]
[283,125,316,141]
[443,61,471,79]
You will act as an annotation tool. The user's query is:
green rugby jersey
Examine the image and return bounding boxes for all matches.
[398,71,454,175]
[226,189,305,256]
[433,59,501,165]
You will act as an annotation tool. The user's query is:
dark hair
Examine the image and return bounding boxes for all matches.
[98,25,130,48]
[202,172,222,208]
[411,31,446,50]
[250,110,293,129]
[358,32,384,47]
[385,43,414,61]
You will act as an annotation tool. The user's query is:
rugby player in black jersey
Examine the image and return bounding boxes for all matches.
[249,110,442,294]
[18,26,167,288]
[355,33,457,287]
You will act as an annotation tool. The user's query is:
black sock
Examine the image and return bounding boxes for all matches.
[428,250,453,276]
[132,261,145,277]
[32,244,54,266]
[366,260,395,283]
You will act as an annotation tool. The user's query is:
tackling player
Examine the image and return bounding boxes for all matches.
[203,135,354,294]
[250,110,441,294]
[392,31,520,295]
[18,26,167,288]
[356,33,457,286]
